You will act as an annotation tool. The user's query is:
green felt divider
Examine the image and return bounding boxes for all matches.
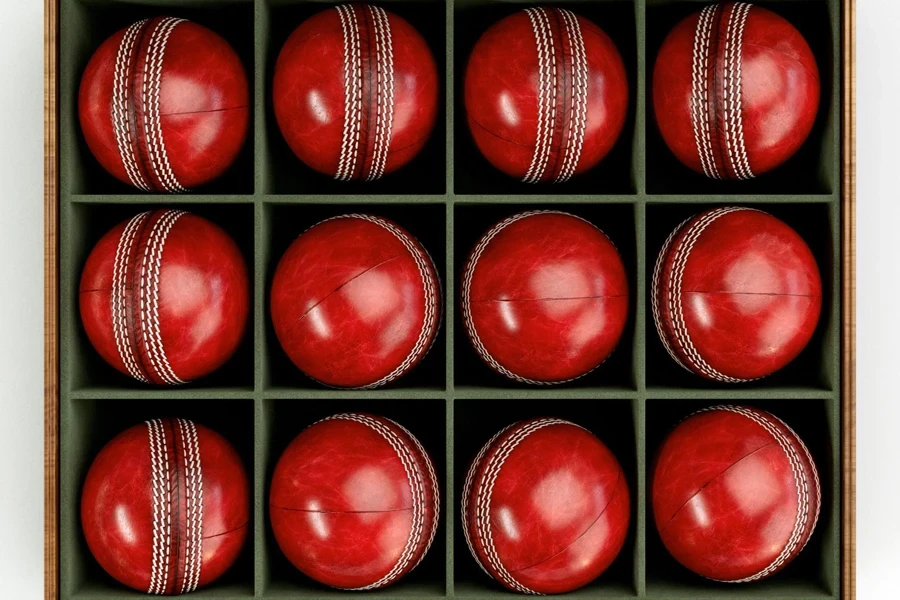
[55,0,844,598]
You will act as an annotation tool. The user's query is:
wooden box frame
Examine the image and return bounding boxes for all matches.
[42,0,856,597]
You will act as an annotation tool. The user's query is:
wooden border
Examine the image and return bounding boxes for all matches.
[44,0,59,594]
[41,1,857,599]
[841,0,856,599]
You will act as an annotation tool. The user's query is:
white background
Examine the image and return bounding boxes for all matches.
[0,0,894,596]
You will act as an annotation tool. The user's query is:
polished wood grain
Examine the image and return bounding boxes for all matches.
[841,0,856,599]
[44,0,59,594]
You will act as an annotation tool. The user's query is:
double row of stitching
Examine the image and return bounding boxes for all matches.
[138,210,187,385]
[700,406,816,583]
[473,419,573,594]
[461,210,604,385]
[461,423,515,578]
[335,5,364,181]
[178,419,204,593]
[665,207,757,382]
[386,417,441,570]
[147,419,173,594]
[111,212,151,382]
[322,414,427,589]
[651,216,693,372]
[140,18,187,192]
[112,20,150,191]
[522,8,558,184]
[337,214,438,389]
[722,3,754,179]
[367,6,395,181]
[690,5,720,179]
[556,9,588,183]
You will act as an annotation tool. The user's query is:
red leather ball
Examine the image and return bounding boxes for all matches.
[273,5,439,181]
[464,8,628,183]
[270,413,440,590]
[653,2,820,179]
[80,210,249,385]
[652,405,821,582]
[461,211,628,384]
[463,418,630,594]
[270,214,441,388]
[79,18,249,192]
[651,207,821,381]
[82,418,249,594]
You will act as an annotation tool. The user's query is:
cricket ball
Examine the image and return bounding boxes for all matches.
[79,17,249,192]
[82,418,249,594]
[652,405,820,582]
[652,2,820,179]
[463,418,630,594]
[461,211,628,384]
[464,8,628,183]
[270,413,440,590]
[651,207,821,382]
[80,210,249,385]
[270,214,441,388]
[273,5,439,181]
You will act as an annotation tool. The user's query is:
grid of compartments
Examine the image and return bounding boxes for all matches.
[57,0,844,598]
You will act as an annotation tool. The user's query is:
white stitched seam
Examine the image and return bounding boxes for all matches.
[461,423,515,579]
[180,419,204,593]
[730,3,754,179]
[142,18,188,193]
[474,419,578,594]
[138,211,187,384]
[111,212,151,382]
[320,414,426,590]
[461,210,610,385]
[722,4,744,179]
[319,214,438,389]
[367,6,395,181]
[147,419,163,594]
[651,215,693,373]
[385,417,441,571]
[667,207,761,382]
[147,419,173,594]
[522,9,553,183]
[697,406,812,583]
[112,20,151,191]
[691,5,720,179]
[556,9,587,183]
[335,6,362,181]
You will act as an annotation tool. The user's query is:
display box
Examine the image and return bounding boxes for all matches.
[44,0,856,598]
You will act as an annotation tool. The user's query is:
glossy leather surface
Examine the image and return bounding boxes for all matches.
[652,407,820,581]
[79,18,249,191]
[80,210,249,384]
[273,5,438,179]
[82,419,249,594]
[270,215,441,388]
[653,2,819,179]
[462,212,628,383]
[463,419,630,594]
[653,208,821,381]
[270,414,440,589]
[464,9,628,182]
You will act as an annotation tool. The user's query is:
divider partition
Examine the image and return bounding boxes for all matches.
[56,0,844,598]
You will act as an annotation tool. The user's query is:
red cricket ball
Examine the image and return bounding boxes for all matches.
[270,413,440,590]
[82,418,249,594]
[270,214,441,388]
[652,405,821,582]
[653,2,820,179]
[461,211,628,384]
[273,5,439,181]
[651,207,821,382]
[463,418,630,594]
[79,17,249,192]
[464,8,628,183]
[80,210,249,385]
